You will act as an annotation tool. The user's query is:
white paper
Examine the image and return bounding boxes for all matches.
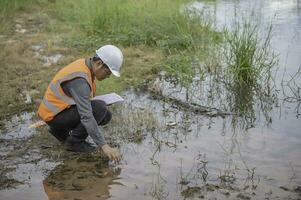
[92,93,124,105]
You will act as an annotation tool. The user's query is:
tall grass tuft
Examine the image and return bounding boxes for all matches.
[223,18,277,86]
[222,17,278,129]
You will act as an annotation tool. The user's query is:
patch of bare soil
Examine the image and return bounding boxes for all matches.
[0,8,73,120]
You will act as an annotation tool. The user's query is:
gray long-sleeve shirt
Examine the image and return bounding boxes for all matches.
[61,58,107,147]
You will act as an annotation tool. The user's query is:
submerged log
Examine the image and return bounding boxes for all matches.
[149,90,236,117]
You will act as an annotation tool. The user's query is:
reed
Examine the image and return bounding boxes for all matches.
[223,18,277,86]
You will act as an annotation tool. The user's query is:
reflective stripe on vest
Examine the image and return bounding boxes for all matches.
[50,72,90,104]
[44,72,90,115]
[41,97,61,114]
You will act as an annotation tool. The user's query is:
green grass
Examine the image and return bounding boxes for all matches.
[0,0,46,33]
[0,0,220,118]
[92,0,211,50]
[0,0,37,13]
[49,0,220,85]
[223,19,277,86]
[52,0,216,50]
[221,18,278,128]
[163,54,195,85]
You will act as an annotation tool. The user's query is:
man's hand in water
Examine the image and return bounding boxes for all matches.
[101,144,121,162]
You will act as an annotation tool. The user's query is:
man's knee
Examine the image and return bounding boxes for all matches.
[91,100,112,125]
[100,110,112,125]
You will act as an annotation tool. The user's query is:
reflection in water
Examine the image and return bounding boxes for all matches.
[43,153,121,200]
[282,66,301,116]
[228,82,256,130]
[149,165,169,200]
[178,152,209,186]
[0,112,36,140]
[106,91,301,199]
[150,63,276,130]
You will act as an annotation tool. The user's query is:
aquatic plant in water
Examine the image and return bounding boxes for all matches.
[221,16,278,129]
[223,18,277,86]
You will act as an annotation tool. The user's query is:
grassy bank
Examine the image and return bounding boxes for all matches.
[50,0,219,84]
[52,0,217,49]
[0,0,220,119]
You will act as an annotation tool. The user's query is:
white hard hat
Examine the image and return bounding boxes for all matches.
[96,45,123,77]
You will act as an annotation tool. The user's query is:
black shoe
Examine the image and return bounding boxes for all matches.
[64,136,96,153]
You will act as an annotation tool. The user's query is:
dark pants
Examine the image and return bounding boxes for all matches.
[47,100,111,142]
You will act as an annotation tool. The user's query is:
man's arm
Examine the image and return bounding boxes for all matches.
[62,78,107,146]
[62,78,121,162]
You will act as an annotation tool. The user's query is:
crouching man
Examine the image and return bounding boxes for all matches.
[37,45,122,162]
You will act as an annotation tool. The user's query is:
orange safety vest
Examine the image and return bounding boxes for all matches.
[38,59,96,122]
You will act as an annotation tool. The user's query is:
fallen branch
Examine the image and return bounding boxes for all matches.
[149,90,236,117]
